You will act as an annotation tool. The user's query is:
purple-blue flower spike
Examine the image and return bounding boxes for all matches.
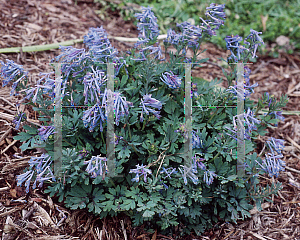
[135,6,160,41]
[84,27,118,62]
[139,94,162,122]
[38,126,55,141]
[203,170,217,185]
[12,112,26,130]
[129,164,152,182]
[160,72,182,89]
[82,103,106,132]
[84,156,108,178]
[0,59,28,96]
[160,167,178,179]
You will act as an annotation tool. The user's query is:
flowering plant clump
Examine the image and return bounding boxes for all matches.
[1,4,288,236]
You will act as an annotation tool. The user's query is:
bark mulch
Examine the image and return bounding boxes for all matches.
[0,0,300,239]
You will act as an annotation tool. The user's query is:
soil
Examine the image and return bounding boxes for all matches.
[0,0,300,239]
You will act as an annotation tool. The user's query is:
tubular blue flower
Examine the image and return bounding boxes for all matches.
[38,126,55,141]
[55,46,86,63]
[17,154,55,193]
[16,170,34,193]
[244,29,264,58]
[192,130,204,149]
[256,153,285,178]
[179,164,199,185]
[101,88,133,126]
[0,59,28,96]
[203,169,217,185]
[160,167,178,179]
[82,103,106,132]
[84,155,108,178]
[139,94,162,122]
[160,71,181,89]
[129,164,152,182]
[204,3,226,32]
[224,35,247,62]
[134,44,163,61]
[12,112,26,130]
[84,27,118,62]
[269,111,285,124]
[83,66,107,105]
[164,29,184,45]
[242,108,261,132]
[135,6,160,41]
[266,137,285,155]
[193,155,206,170]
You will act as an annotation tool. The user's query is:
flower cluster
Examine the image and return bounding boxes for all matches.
[139,94,162,122]
[129,164,152,182]
[16,154,55,193]
[83,66,107,105]
[135,6,160,41]
[0,59,28,96]
[134,7,163,60]
[225,108,261,141]
[12,112,26,130]
[164,3,225,48]
[160,71,182,89]
[83,26,118,62]
[38,126,55,141]
[227,66,258,99]
[84,155,108,178]
[225,29,264,62]
[82,103,106,132]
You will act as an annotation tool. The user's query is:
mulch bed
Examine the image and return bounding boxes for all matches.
[0,0,300,239]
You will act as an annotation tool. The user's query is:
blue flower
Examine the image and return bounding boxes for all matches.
[193,155,206,170]
[160,167,178,179]
[101,88,133,126]
[256,153,285,178]
[164,29,184,45]
[84,27,118,62]
[179,164,199,185]
[0,59,28,96]
[203,170,217,185]
[84,155,108,178]
[266,137,285,156]
[82,103,106,132]
[192,130,204,149]
[38,126,55,141]
[244,29,264,58]
[225,108,261,141]
[135,6,160,41]
[83,66,107,105]
[134,44,163,61]
[12,112,26,130]
[224,35,246,62]
[17,154,55,193]
[129,164,152,182]
[139,94,162,122]
[204,3,226,32]
[160,71,182,89]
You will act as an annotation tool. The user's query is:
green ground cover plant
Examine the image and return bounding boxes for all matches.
[1,3,288,236]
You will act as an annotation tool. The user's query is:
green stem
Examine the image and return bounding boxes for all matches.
[101,131,105,145]
[62,138,75,148]
[141,117,147,131]
[0,39,83,53]
[126,119,132,140]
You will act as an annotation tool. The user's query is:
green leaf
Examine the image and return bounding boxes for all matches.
[143,209,155,218]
